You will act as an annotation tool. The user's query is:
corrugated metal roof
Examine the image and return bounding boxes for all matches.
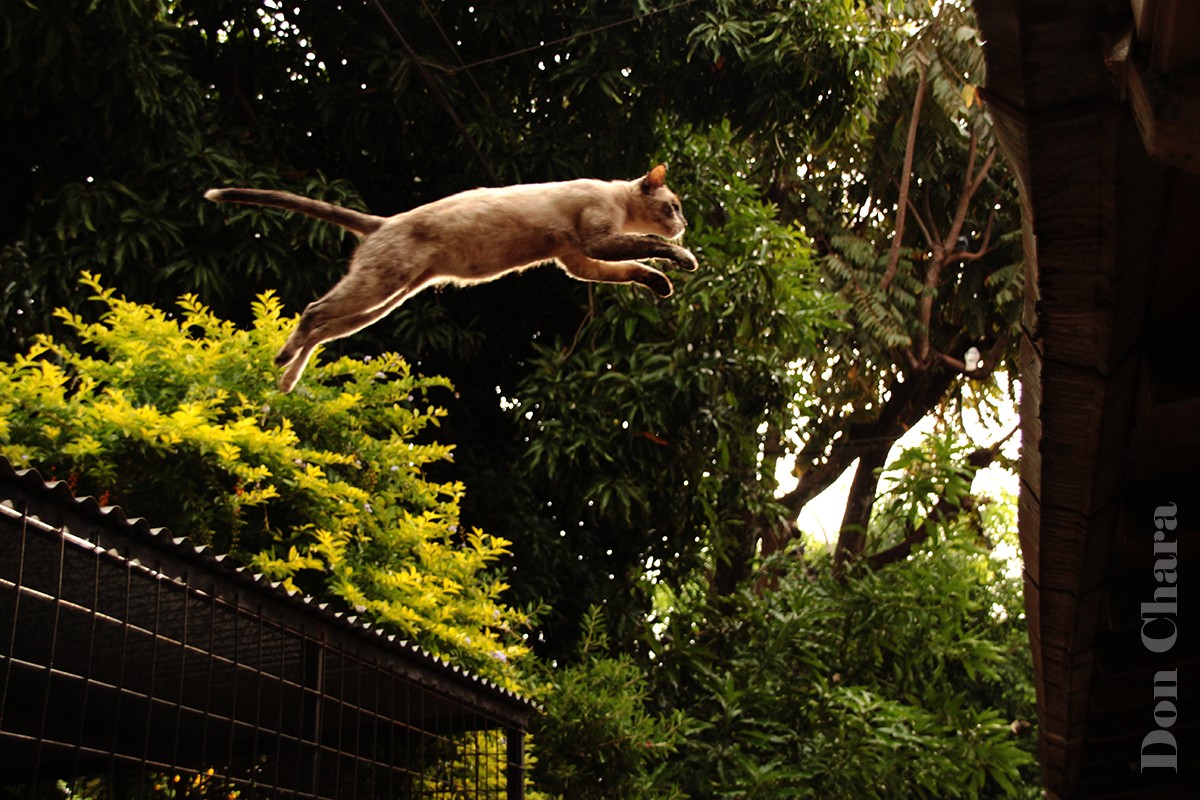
[0,454,533,716]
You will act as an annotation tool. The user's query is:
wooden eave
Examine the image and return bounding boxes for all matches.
[973,1,1199,797]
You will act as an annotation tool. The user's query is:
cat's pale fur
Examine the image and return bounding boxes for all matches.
[205,165,696,392]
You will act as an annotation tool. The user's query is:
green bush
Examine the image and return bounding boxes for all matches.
[528,609,687,800]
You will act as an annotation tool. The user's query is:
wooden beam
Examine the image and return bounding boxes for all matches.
[1128,57,1200,175]
[1151,0,1200,73]
[1131,0,1158,42]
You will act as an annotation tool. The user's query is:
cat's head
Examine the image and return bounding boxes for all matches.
[627,164,687,239]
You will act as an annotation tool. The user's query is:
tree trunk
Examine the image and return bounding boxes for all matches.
[831,441,891,576]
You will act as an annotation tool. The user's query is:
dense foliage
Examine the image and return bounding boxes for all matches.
[530,514,1037,799]
[490,122,840,644]
[528,609,687,800]
[769,0,1023,573]
[648,536,1036,798]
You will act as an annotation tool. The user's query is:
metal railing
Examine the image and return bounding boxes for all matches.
[0,462,529,799]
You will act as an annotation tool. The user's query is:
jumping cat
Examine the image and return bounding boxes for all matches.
[205,164,697,392]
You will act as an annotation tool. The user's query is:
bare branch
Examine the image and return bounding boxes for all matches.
[922,190,943,247]
[881,61,928,291]
[968,148,998,202]
[935,350,991,379]
[915,257,941,363]
[962,129,979,197]
[949,189,999,262]
[780,364,958,540]
[938,351,968,372]
[833,441,891,577]
[945,146,998,254]
[777,449,856,518]
[933,331,1011,380]
[915,140,1000,364]
[903,346,922,372]
[563,286,596,357]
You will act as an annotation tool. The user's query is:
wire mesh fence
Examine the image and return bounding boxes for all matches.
[0,461,530,799]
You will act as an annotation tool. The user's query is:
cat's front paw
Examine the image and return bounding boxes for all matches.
[673,247,698,272]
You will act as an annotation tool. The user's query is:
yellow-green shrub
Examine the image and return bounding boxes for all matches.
[0,273,528,688]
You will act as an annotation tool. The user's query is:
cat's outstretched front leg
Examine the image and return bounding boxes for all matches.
[558,253,673,296]
[583,234,697,272]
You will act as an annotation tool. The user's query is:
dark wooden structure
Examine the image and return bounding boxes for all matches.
[974,0,1198,797]
[0,456,532,798]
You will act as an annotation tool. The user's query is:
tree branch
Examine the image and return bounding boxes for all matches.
[881,61,928,291]
[904,194,938,253]
[779,364,959,555]
[864,493,972,570]
[946,201,997,263]
[864,441,1003,570]
[902,346,921,372]
[934,331,1011,379]
[832,440,891,577]
[944,144,997,256]
[776,442,859,519]
[916,140,998,365]
[922,188,943,247]
[938,351,967,372]
[962,128,979,198]
[915,250,944,363]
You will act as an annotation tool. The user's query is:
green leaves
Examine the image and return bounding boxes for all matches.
[684,0,901,148]
[1,5,1037,793]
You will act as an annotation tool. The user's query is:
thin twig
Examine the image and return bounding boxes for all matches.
[370,0,500,183]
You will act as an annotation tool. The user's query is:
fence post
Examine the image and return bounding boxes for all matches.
[506,727,524,800]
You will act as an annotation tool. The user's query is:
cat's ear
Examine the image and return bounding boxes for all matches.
[641,164,667,193]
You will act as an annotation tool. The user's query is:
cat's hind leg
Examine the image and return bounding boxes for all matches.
[275,269,435,392]
[276,341,321,394]
[274,293,399,393]
[557,253,673,297]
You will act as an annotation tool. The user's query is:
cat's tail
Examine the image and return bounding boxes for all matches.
[204,188,385,237]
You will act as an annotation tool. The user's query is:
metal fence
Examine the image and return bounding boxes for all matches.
[0,460,530,799]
